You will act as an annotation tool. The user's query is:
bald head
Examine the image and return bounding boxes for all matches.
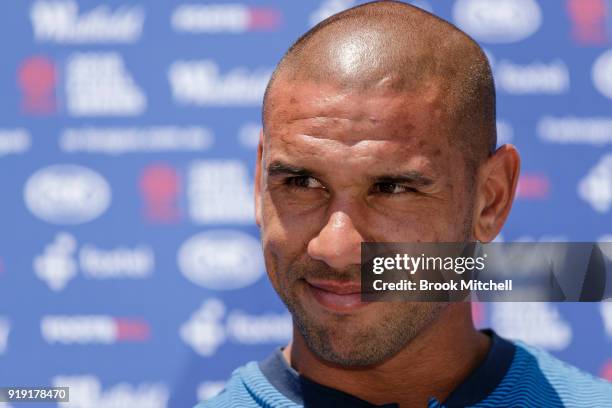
[263,0,496,173]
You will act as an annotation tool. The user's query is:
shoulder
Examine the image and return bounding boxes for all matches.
[194,361,301,408]
[478,341,612,407]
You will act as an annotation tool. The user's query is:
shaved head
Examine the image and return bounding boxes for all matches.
[263,0,496,173]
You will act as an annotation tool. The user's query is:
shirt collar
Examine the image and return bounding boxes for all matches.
[258,329,515,408]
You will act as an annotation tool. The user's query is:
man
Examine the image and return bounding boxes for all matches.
[197,1,612,407]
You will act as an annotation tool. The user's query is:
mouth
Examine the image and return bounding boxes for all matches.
[304,279,366,313]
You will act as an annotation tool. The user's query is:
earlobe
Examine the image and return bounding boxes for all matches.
[254,130,264,228]
[473,145,521,242]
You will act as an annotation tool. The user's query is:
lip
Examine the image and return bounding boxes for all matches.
[305,279,366,312]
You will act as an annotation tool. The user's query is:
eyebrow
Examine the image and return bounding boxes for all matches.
[267,161,317,177]
[268,160,434,187]
[371,171,435,188]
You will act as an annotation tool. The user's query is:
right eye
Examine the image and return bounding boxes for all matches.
[284,176,325,190]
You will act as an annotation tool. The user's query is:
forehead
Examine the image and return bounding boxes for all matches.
[264,78,455,169]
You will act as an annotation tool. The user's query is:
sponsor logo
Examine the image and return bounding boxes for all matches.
[566,0,612,45]
[41,315,150,344]
[30,0,144,44]
[516,172,550,200]
[53,375,168,408]
[601,302,612,339]
[197,381,226,401]
[18,56,57,115]
[24,164,111,225]
[60,126,213,155]
[181,298,291,356]
[538,116,612,146]
[34,232,77,291]
[579,154,612,213]
[0,128,31,156]
[172,4,281,33]
[495,59,569,94]
[139,164,182,223]
[178,230,264,290]
[0,317,10,354]
[602,360,612,381]
[168,60,271,106]
[238,122,261,149]
[66,52,146,116]
[453,0,541,43]
[181,299,226,356]
[309,0,356,26]
[34,232,154,291]
[491,303,572,350]
[496,120,513,145]
[188,160,254,224]
[592,49,612,100]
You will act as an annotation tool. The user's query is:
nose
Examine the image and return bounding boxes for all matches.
[307,210,363,271]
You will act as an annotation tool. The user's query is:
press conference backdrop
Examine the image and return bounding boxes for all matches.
[0,0,611,407]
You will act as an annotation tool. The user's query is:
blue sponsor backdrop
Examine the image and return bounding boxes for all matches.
[0,1,611,407]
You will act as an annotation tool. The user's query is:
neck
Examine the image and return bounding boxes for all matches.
[282,303,490,407]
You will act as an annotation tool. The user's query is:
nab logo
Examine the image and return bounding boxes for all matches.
[178,230,264,290]
[453,0,541,43]
[579,154,612,213]
[592,49,612,100]
[18,56,57,115]
[24,164,111,225]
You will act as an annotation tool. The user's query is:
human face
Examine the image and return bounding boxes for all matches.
[255,78,476,366]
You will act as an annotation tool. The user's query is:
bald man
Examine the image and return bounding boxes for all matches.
[196,1,612,407]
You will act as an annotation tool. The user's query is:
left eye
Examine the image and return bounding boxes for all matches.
[285,176,325,189]
[373,182,417,194]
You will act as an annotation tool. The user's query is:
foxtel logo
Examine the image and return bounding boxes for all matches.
[41,315,150,344]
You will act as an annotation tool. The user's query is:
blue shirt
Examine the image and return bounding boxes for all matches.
[195,330,612,407]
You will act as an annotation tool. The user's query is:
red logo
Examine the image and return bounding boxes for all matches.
[139,163,182,223]
[18,56,57,115]
[516,173,550,200]
[601,359,612,381]
[248,7,282,31]
[567,0,611,44]
[115,318,151,342]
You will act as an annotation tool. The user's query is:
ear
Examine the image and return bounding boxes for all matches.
[473,144,521,242]
[254,129,264,228]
